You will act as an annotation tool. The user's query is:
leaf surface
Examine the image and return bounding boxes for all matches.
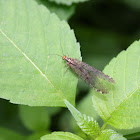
[48,0,88,6]
[19,105,50,131]
[36,0,75,20]
[93,40,140,129]
[96,129,126,140]
[64,99,100,137]
[0,127,25,140]
[41,132,84,140]
[121,0,140,10]
[0,0,81,106]
[27,132,48,140]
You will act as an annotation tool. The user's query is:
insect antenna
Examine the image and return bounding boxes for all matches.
[47,38,66,58]
[59,38,66,56]
[48,54,62,58]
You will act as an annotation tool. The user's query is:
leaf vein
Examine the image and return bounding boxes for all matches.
[104,85,140,125]
[0,28,63,98]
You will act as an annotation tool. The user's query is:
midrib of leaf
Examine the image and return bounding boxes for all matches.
[102,51,140,129]
[0,28,64,99]
[102,84,140,130]
[55,134,76,139]
[136,57,140,86]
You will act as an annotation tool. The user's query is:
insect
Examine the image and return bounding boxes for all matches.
[62,55,115,94]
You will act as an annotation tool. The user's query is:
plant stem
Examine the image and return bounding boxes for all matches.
[101,123,107,131]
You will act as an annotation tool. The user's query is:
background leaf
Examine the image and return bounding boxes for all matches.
[124,132,140,140]
[64,99,100,137]
[0,127,25,140]
[19,105,50,132]
[36,0,75,20]
[96,129,127,140]
[0,0,81,107]
[41,132,84,140]
[93,40,140,129]
[48,0,88,6]
[120,0,140,10]
[76,91,99,121]
[27,132,48,140]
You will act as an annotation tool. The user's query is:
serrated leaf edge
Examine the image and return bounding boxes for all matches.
[64,99,100,137]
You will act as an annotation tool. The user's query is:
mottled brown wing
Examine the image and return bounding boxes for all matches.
[77,60,115,83]
[67,59,114,94]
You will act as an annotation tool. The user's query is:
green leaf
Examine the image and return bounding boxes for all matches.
[27,132,48,140]
[19,105,50,132]
[46,107,61,116]
[36,0,75,20]
[96,129,127,140]
[77,91,99,120]
[93,40,140,129]
[0,0,81,107]
[121,0,140,10]
[48,0,88,6]
[124,132,140,140]
[0,127,25,140]
[41,132,84,140]
[69,91,102,139]
[64,99,100,137]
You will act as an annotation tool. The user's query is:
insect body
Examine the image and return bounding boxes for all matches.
[62,55,115,94]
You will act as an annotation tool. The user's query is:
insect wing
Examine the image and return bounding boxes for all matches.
[67,59,113,94]
[78,60,115,83]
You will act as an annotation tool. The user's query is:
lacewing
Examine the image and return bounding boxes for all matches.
[62,55,115,94]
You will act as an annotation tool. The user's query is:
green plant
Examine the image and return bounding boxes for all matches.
[0,0,140,140]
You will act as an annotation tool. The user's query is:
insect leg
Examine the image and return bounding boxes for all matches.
[64,62,70,74]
